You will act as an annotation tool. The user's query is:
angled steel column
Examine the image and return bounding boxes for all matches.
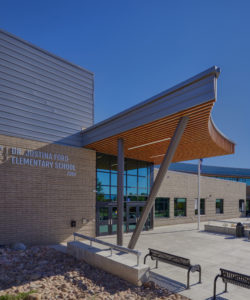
[117,138,124,246]
[128,116,189,249]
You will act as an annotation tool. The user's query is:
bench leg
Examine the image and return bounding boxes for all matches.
[213,274,220,300]
[156,259,158,269]
[144,254,150,264]
[198,265,202,283]
[187,267,191,289]
[224,281,228,293]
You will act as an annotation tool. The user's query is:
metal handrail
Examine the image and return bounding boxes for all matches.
[73,232,141,266]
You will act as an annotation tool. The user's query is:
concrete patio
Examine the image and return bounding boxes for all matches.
[99,218,250,300]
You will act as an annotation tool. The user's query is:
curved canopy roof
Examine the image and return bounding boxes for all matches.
[82,66,235,164]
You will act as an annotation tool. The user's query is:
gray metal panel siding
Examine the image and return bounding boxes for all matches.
[0,29,94,147]
[82,74,216,146]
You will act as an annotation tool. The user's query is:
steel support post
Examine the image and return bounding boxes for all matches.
[117,138,124,246]
[128,116,189,249]
[197,158,202,230]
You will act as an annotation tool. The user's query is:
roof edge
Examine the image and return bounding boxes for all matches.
[0,28,94,76]
[83,66,220,134]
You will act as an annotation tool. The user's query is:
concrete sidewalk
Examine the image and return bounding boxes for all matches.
[100,220,250,300]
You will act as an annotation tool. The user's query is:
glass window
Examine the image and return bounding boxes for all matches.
[97,185,110,195]
[97,171,110,186]
[126,159,137,175]
[174,198,186,217]
[138,161,148,177]
[239,199,245,212]
[155,198,169,218]
[97,194,105,202]
[110,156,118,173]
[246,200,250,214]
[96,152,152,203]
[99,207,109,221]
[246,179,250,186]
[127,187,137,196]
[110,186,117,196]
[138,176,147,188]
[111,173,117,186]
[97,194,111,202]
[138,187,147,196]
[127,175,137,188]
[127,195,137,202]
[138,195,148,202]
[96,154,110,171]
[110,195,117,202]
[195,199,205,215]
[216,199,224,214]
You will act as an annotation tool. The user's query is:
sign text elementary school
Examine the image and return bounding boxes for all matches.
[9,147,76,176]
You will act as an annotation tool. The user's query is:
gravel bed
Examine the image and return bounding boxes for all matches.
[0,246,190,299]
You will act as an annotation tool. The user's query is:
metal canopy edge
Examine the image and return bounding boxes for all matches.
[82,66,220,146]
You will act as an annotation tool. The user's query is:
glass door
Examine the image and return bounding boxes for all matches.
[96,202,118,236]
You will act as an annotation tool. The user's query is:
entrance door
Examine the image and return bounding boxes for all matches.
[96,202,118,236]
[126,201,151,232]
[96,201,152,236]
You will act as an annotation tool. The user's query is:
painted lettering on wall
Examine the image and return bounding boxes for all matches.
[11,147,76,176]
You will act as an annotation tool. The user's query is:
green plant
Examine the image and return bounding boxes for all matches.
[0,290,36,300]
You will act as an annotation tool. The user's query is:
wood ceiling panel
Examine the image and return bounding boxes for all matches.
[84,100,234,164]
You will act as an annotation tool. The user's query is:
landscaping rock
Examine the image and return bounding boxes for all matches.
[12,242,26,251]
[26,293,42,300]
[0,246,190,300]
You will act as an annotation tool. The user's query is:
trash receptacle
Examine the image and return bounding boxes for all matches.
[236,222,244,237]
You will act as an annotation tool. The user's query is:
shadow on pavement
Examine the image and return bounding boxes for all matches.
[205,293,229,300]
[149,271,186,294]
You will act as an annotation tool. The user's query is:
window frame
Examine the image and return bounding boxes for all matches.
[239,199,245,212]
[174,198,187,217]
[195,198,205,215]
[155,197,170,218]
[216,199,224,214]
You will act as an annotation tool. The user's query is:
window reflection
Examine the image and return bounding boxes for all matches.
[195,199,205,215]
[216,199,224,214]
[97,171,110,186]
[98,185,109,195]
[96,152,152,202]
[138,176,147,188]
[110,186,117,196]
[127,159,137,175]
[174,198,186,217]
[127,175,137,188]
[138,187,147,196]
[155,198,169,218]
[111,173,117,186]
[127,187,137,196]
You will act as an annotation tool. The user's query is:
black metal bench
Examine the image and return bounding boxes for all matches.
[213,268,250,299]
[144,248,201,289]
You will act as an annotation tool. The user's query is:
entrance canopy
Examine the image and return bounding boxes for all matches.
[81,66,234,163]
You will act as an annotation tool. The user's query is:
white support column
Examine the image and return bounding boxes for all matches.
[117,138,124,246]
[128,116,189,249]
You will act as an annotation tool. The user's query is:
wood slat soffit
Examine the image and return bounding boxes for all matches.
[81,66,235,164]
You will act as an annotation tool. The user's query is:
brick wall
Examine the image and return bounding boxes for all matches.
[154,169,246,227]
[0,134,96,246]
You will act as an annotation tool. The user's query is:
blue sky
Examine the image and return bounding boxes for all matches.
[0,0,249,168]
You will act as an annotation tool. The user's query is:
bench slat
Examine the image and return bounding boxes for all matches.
[149,248,191,268]
[220,268,250,289]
